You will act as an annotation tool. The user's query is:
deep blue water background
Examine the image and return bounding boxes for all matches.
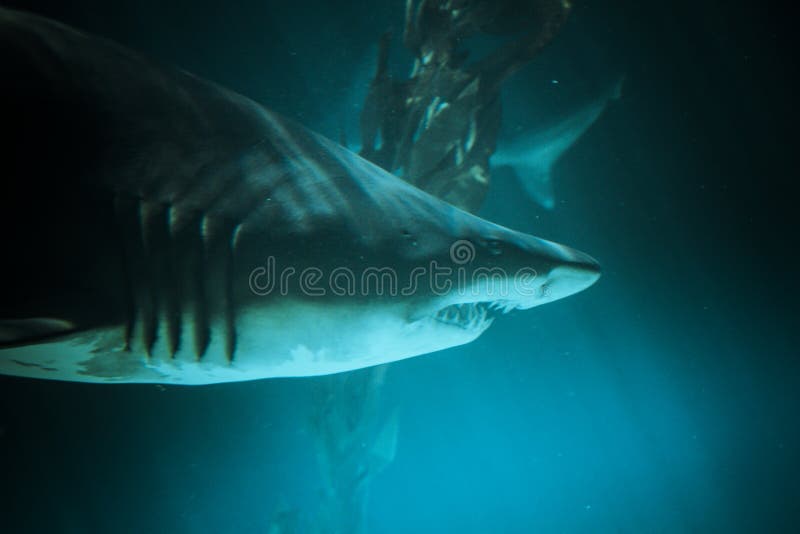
[1,1,797,532]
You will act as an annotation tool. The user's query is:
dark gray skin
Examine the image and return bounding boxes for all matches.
[0,9,599,383]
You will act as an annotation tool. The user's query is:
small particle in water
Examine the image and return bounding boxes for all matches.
[551,79,559,85]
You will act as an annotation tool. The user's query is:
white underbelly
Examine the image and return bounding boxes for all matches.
[0,301,482,384]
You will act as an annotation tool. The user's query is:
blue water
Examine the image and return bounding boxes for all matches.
[1,1,797,532]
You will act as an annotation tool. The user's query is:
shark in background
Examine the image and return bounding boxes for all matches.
[316,52,376,152]
[492,76,625,209]
[0,8,599,384]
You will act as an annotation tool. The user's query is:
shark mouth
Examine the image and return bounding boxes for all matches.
[431,300,519,331]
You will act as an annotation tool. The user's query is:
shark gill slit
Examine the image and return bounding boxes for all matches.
[182,212,210,361]
[159,205,182,356]
[201,215,237,363]
[223,225,237,362]
[113,194,139,351]
[139,200,168,356]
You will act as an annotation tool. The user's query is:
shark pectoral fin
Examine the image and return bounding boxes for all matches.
[369,409,400,474]
[512,164,556,210]
[0,318,78,347]
[610,74,626,101]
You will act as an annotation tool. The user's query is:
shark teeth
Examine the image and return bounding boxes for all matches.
[487,300,518,314]
[432,302,503,331]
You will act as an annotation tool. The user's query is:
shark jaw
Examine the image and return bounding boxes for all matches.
[236,259,600,381]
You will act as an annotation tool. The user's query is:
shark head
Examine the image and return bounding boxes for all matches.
[382,228,600,368]
[228,135,600,379]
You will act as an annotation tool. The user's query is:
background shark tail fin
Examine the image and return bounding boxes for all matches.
[513,164,556,210]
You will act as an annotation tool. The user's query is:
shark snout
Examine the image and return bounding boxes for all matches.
[460,224,601,308]
[515,235,601,306]
[548,243,601,282]
[542,256,601,303]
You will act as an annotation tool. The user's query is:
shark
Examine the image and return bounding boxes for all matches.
[492,76,624,209]
[0,8,600,384]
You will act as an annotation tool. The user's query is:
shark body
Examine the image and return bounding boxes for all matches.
[0,9,600,384]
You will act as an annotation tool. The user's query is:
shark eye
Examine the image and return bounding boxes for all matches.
[401,229,418,247]
[540,283,551,298]
[481,239,502,256]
